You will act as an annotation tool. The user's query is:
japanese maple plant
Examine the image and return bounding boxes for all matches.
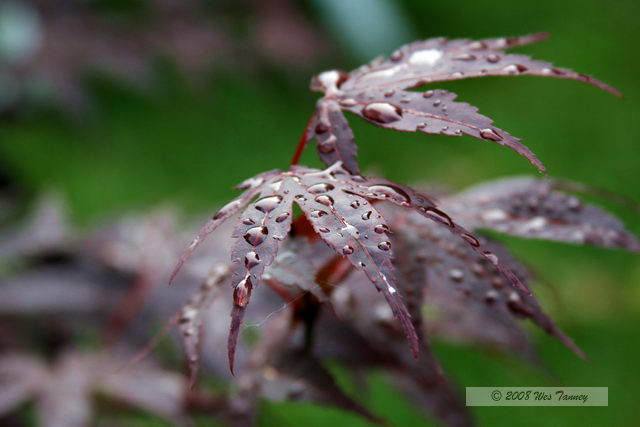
[169,33,637,425]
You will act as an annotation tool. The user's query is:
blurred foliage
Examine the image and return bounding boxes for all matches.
[1,0,639,425]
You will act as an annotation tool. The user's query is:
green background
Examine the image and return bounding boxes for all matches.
[1,0,638,425]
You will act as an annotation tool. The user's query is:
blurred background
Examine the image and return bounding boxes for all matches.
[0,0,638,425]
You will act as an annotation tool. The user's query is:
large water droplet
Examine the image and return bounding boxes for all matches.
[254,196,282,213]
[362,211,372,220]
[315,194,334,207]
[233,276,253,307]
[368,184,411,205]
[362,102,403,124]
[350,200,361,209]
[244,226,268,246]
[341,245,354,255]
[479,128,503,141]
[244,251,261,268]
[308,183,335,194]
[377,241,391,251]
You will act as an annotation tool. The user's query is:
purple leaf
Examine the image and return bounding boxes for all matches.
[309,34,620,174]
[444,177,640,251]
[342,88,545,172]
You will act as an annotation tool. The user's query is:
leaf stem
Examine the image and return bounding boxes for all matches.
[290,112,316,166]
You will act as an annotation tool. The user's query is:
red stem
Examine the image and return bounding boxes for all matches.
[290,112,316,166]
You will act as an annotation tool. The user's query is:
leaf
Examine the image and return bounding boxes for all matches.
[307,100,359,175]
[176,265,229,387]
[443,177,640,251]
[400,211,586,359]
[308,33,619,174]
[174,162,535,373]
[340,88,545,172]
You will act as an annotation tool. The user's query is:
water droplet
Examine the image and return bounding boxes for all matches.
[471,263,484,276]
[244,251,261,268]
[315,122,329,134]
[486,53,500,63]
[342,224,360,238]
[295,195,307,202]
[362,211,372,220]
[275,212,290,223]
[454,53,476,61]
[374,224,390,234]
[390,51,404,62]
[421,207,454,227]
[315,194,334,207]
[480,128,503,141]
[308,183,335,194]
[272,235,285,241]
[502,64,527,75]
[368,184,411,205]
[244,226,268,246]
[310,209,327,218]
[433,99,442,107]
[483,251,499,265]
[340,98,357,107]
[254,196,282,213]
[469,41,487,50]
[484,290,498,304]
[449,268,465,282]
[213,200,241,220]
[423,90,434,98]
[318,140,335,153]
[362,102,403,124]
[233,276,253,307]
[508,291,521,303]
[491,277,504,288]
[409,49,443,65]
[377,241,391,251]
[242,218,255,225]
[318,227,330,233]
[567,197,581,211]
[350,200,360,209]
[417,122,427,130]
[341,245,354,255]
[461,233,480,247]
[358,262,366,268]
[384,90,395,97]
[552,68,566,75]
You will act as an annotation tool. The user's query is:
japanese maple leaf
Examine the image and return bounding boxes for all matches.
[384,177,638,358]
[170,162,529,373]
[305,33,619,175]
